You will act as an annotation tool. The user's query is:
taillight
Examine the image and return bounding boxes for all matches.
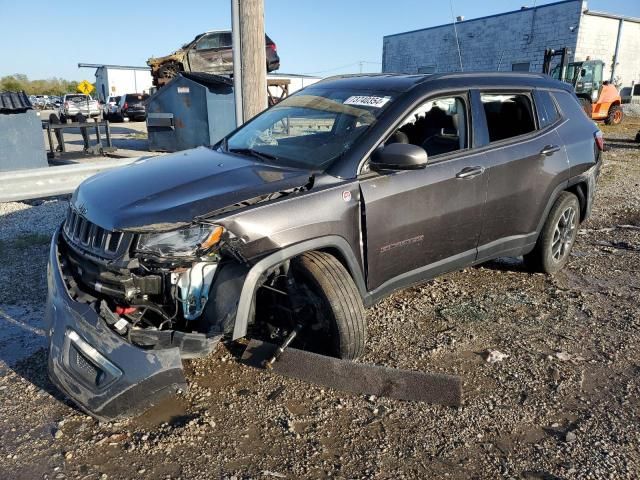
[270,43,277,51]
[594,130,604,151]
[123,102,128,110]
[64,101,69,108]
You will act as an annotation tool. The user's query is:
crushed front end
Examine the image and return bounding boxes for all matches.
[46,206,242,420]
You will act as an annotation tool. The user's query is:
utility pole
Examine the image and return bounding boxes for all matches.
[231,0,267,127]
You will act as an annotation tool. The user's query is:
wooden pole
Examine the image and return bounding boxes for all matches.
[231,0,243,126]
[233,0,267,124]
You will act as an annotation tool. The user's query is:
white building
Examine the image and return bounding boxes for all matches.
[382,0,640,89]
[78,64,154,101]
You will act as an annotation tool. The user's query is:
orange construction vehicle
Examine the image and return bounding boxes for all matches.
[543,48,623,125]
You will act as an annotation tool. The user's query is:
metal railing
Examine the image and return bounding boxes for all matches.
[0,158,139,203]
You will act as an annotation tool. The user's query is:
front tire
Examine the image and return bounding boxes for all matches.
[524,192,580,274]
[605,104,623,125]
[291,252,367,359]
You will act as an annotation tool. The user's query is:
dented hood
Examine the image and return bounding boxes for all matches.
[72,147,311,231]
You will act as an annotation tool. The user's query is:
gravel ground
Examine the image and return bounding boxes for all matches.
[0,119,639,479]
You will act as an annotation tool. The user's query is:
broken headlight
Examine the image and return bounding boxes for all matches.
[137,224,224,258]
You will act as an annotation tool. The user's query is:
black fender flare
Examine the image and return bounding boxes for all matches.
[231,235,367,340]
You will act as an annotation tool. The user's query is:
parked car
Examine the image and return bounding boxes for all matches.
[48,96,62,109]
[620,84,640,104]
[58,94,101,122]
[102,96,121,120]
[147,30,279,87]
[47,72,602,419]
[113,93,149,121]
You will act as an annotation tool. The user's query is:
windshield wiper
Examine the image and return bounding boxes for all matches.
[228,147,279,163]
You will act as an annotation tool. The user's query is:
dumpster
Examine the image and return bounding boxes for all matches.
[0,92,48,171]
[146,73,236,152]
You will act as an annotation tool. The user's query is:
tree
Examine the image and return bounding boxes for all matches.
[0,74,81,95]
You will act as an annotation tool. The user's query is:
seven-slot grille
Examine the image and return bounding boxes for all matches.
[63,208,124,258]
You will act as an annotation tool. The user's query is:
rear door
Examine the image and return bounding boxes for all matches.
[473,89,569,261]
[360,92,489,292]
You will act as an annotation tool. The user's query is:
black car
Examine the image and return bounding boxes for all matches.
[114,93,149,121]
[46,72,602,419]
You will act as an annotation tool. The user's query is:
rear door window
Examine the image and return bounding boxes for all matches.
[480,93,536,142]
[534,90,561,128]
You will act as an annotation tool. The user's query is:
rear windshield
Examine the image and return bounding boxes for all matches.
[66,94,88,102]
[125,94,149,102]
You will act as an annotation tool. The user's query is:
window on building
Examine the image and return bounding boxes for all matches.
[418,65,437,74]
[480,93,536,142]
[512,62,530,72]
[535,90,560,128]
[385,96,467,157]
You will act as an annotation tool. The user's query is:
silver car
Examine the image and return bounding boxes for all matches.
[102,96,121,120]
[59,94,101,122]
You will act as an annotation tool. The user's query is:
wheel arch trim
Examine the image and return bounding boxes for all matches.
[232,235,366,340]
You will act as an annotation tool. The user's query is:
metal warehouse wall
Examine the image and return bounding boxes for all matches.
[382,0,583,75]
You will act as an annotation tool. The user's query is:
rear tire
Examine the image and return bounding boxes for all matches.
[291,251,367,359]
[524,192,580,275]
[605,104,623,125]
[578,97,592,118]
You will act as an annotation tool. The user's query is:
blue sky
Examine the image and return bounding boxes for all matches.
[0,0,638,81]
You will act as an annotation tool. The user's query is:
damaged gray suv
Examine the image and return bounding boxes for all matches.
[47,72,602,419]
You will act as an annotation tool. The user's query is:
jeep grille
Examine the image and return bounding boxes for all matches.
[63,208,125,258]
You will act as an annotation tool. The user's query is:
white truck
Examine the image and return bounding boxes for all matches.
[58,94,101,122]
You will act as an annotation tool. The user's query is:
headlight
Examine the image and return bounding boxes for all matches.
[137,224,224,258]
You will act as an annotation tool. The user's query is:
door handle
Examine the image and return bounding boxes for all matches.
[456,166,485,179]
[540,144,561,156]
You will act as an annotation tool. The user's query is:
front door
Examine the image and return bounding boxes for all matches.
[360,93,488,293]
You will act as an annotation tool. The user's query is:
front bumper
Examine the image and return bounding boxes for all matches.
[46,228,186,420]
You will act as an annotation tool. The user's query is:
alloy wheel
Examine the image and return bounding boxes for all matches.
[551,206,577,262]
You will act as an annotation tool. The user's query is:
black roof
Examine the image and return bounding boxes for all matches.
[311,72,573,94]
[0,91,33,113]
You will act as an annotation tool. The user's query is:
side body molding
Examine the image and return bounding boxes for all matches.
[232,235,367,340]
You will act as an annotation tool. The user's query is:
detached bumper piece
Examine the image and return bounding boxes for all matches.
[46,230,187,420]
[242,340,463,407]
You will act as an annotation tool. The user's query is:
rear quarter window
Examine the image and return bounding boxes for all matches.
[552,90,590,121]
[535,90,561,128]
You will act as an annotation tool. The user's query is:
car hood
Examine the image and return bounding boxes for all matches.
[72,147,312,232]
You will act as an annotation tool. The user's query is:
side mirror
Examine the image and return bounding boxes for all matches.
[370,143,428,171]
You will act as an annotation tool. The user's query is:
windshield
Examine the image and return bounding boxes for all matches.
[225,88,394,170]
